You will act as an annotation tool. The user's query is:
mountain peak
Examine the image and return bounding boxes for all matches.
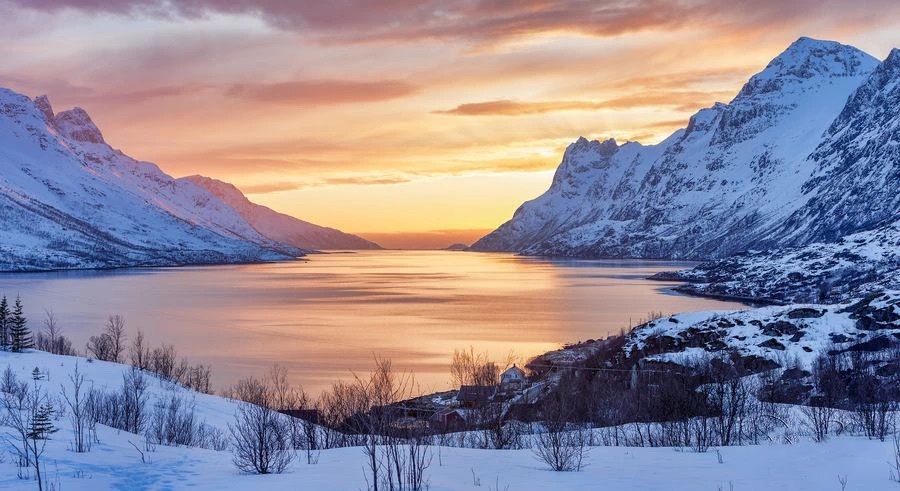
[733,38,878,101]
[33,95,55,121]
[884,48,900,68]
[53,106,105,144]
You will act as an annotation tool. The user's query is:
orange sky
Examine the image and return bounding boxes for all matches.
[2,1,899,248]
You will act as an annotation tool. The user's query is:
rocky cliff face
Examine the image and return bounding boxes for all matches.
[473,38,896,260]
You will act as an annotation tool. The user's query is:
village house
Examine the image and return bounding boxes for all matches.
[430,408,467,430]
[456,385,497,408]
[500,364,526,392]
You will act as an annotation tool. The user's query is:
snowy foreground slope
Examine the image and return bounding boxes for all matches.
[183,175,380,251]
[473,38,900,261]
[1,350,899,491]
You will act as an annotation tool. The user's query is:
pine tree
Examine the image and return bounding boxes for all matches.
[28,402,58,441]
[9,296,32,353]
[0,295,8,351]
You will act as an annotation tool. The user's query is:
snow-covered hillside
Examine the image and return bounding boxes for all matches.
[0,89,309,271]
[1,349,899,490]
[473,38,898,260]
[653,218,900,304]
[625,291,900,368]
[183,175,381,251]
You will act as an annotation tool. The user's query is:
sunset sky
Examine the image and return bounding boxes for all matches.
[2,1,899,248]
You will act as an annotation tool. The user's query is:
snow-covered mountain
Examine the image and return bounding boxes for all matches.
[0,89,308,271]
[182,175,381,251]
[473,38,898,260]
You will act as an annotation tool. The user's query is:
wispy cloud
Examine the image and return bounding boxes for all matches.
[437,90,736,116]
[13,0,900,45]
[242,176,412,194]
[226,80,418,105]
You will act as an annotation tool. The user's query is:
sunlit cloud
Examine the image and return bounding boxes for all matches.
[436,90,736,116]
[243,176,413,194]
[226,80,418,105]
[14,1,900,45]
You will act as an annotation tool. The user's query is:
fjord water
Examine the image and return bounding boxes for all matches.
[0,251,744,394]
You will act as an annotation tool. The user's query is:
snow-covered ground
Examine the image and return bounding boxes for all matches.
[656,218,900,304]
[2,349,899,490]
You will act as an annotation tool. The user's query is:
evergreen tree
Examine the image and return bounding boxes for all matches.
[29,402,58,441]
[0,295,8,351]
[9,296,32,353]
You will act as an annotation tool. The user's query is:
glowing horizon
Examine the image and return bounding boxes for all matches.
[3,1,899,247]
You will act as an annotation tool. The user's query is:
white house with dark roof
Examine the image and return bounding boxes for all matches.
[500,364,526,392]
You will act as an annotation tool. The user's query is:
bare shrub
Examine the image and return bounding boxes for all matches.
[150,344,177,380]
[450,347,500,387]
[800,403,835,442]
[60,363,91,453]
[34,310,75,356]
[354,358,430,491]
[533,388,587,472]
[890,432,900,483]
[1,381,57,491]
[130,330,150,371]
[228,376,294,474]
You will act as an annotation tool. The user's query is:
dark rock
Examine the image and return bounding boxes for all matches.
[789,331,805,342]
[762,320,799,336]
[846,336,894,352]
[787,308,824,319]
[876,362,900,377]
[802,346,813,352]
[758,338,787,350]
[829,333,852,343]
[781,367,811,380]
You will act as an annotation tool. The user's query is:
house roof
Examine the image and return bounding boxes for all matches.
[502,364,526,378]
[457,385,497,402]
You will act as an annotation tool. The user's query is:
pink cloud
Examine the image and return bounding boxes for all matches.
[13,1,900,44]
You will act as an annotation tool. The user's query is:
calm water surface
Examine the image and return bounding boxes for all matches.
[0,251,744,394]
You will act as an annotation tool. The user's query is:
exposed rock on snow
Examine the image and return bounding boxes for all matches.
[653,218,900,304]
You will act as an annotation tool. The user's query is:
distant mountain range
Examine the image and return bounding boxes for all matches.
[0,89,378,271]
[473,38,900,263]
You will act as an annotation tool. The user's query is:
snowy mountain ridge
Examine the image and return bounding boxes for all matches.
[472,38,897,261]
[182,175,381,251]
[0,88,377,271]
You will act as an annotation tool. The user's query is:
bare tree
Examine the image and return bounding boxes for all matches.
[122,369,149,434]
[1,380,57,490]
[801,403,835,442]
[35,309,75,355]
[130,329,150,371]
[354,358,430,491]
[106,315,127,363]
[890,431,900,483]
[533,388,587,472]
[450,347,500,387]
[228,376,294,474]
[61,363,92,452]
